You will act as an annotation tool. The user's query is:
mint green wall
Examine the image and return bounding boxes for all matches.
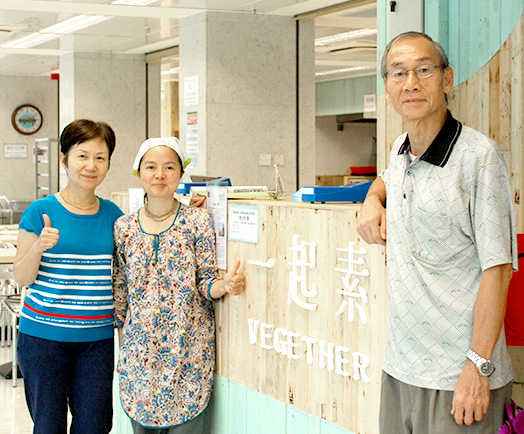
[315,75,377,116]
[209,377,355,434]
[425,0,524,85]
[375,0,524,94]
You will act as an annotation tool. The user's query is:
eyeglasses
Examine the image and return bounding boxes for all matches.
[386,64,441,82]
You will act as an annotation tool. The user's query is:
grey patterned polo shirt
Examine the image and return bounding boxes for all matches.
[381,111,518,390]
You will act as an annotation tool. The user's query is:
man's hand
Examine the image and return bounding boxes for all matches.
[356,178,387,246]
[451,362,490,425]
[356,197,387,245]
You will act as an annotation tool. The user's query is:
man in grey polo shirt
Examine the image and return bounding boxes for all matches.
[357,31,518,433]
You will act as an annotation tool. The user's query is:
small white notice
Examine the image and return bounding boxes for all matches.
[184,76,199,107]
[207,184,228,270]
[228,205,259,243]
[4,143,27,159]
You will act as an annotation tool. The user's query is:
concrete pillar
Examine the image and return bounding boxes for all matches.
[59,51,159,199]
[179,11,315,192]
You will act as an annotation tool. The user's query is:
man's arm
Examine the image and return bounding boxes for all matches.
[451,263,513,425]
[356,177,387,246]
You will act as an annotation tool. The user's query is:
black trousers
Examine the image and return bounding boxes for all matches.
[17,332,114,434]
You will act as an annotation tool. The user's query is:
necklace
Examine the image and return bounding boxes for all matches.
[144,197,179,222]
[60,191,98,210]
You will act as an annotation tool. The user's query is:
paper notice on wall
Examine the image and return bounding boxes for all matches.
[184,76,199,107]
[228,205,259,244]
[185,124,199,168]
[3,143,27,159]
[206,184,228,270]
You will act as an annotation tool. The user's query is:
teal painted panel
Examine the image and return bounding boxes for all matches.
[443,0,523,84]
[457,0,471,84]
[320,420,356,434]
[210,376,230,433]
[229,381,248,434]
[308,415,322,432]
[488,0,502,57]
[246,387,287,433]
[209,377,360,434]
[316,76,377,116]
[424,0,438,37]
[286,406,310,434]
[376,0,523,91]
[501,0,514,42]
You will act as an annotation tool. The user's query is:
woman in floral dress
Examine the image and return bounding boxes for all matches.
[113,138,245,433]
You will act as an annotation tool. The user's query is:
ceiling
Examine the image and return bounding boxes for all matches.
[0,0,377,83]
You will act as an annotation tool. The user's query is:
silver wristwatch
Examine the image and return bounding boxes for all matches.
[466,349,495,377]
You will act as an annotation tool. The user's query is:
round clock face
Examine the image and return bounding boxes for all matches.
[12,104,43,135]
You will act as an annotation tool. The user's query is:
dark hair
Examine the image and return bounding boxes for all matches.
[381,31,450,79]
[60,119,116,163]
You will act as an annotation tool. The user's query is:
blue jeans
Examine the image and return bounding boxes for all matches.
[17,332,114,434]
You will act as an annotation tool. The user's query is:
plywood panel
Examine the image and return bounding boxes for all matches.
[215,200,387,434]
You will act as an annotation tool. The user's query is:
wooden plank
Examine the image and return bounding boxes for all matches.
[478,63,490,136]
[499,37,512,152]
[509,16,523,231]
[489,50,501,144]
[214,199,386,433]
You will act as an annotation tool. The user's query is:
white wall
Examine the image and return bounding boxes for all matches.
[180,12,315,194]
[315,115,376,176]
[0,76,59,201]
[59,52,148,200]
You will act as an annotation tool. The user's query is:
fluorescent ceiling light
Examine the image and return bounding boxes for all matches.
[315,66,375,77]
[315,28,377,47]
[1,15,111,49]
[1,32,56,49]
[112,0,158,5]
[41,15,111,35]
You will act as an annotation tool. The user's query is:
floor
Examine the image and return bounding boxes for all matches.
[0,344,33,434]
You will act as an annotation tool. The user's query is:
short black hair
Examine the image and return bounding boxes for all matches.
[60,119,116,163]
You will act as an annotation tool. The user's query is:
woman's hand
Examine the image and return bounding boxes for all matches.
[36,214,60,253]
[14,214,60,287]
[210,260,246,299]
[222,260,246,296]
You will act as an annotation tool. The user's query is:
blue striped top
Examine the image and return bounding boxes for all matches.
[18,195,123,342]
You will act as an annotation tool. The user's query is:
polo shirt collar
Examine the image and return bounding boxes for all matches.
[398,110,462,167]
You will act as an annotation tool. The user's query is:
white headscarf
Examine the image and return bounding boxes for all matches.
[132,137,191,176]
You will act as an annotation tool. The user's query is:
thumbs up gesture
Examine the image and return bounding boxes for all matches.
[36,214,60,252]
[223,260,246,296]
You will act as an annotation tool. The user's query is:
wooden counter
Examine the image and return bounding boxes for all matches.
[215,199,387,434]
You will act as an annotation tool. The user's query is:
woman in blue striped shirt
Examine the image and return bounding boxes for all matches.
[14,119,123,434]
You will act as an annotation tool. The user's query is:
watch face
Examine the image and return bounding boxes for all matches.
[479,361,495,376]
[12,104,43,135]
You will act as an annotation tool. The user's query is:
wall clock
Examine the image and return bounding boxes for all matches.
[12,104,43,135]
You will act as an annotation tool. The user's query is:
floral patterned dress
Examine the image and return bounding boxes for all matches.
[113,204,220,428]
